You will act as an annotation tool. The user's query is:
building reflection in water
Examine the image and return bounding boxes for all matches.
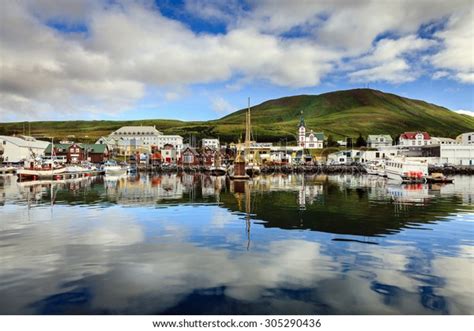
[0,173,473,314]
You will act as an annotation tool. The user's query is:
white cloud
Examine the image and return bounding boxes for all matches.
[348,35,436,83]
[0,0,472,121]
[433,71,450,79]
[431,11,474,83]
[453,109,474,117]
[211,96,235,115]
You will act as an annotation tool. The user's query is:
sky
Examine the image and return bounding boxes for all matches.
[0,0,473,122]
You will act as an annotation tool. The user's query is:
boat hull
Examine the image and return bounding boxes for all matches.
[210,167,227,176]
[17,167,67,180]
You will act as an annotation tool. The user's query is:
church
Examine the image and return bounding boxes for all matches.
[298,112,325,149]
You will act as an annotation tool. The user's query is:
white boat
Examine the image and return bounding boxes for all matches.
[385,158,428,183]
[245,163,261,176]
[364,161,383,176]
[103,161,128,176]
[17,164,66,180]
[0,166,16,175]
[210,165,227,176]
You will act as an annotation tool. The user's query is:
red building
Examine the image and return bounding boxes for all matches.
[45,143,109,163]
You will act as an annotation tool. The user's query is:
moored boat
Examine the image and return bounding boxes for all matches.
[426,172,454,184]
[0,166,16,175]
[385,158,428,183]
[17,163,66,181]
[103,160,128,176]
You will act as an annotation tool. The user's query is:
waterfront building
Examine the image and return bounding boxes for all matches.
[367,134,393,148]
[181,147,200,165]
[45,143,110,163]
[0,135,50,163]
[439,145,474,165]
[297,113,324,149]
[161,144,178,164]
[157,135,184,150]
[202,138,220,150]
[359,150,389,163]
[101,126,183,153]
[399,132,432,146]
[456,132,474,145]
[431,137,458,145]
[327,150,361,165]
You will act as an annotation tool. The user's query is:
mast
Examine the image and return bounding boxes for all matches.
[245,97,251,152]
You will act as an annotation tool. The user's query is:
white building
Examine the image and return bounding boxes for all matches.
[327,150,361,165]
[201,138,220,150]
[367,134,393,148]
[337,140,347,147]
[456,132,474,145]
[431,137,458,145]
[399,132,432,146]
[101,126,183,153]
[156,135,183,150]
[0,135,50,163]
[298,113,324,149]
[439,145,474,166]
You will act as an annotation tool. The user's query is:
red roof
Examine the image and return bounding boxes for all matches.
[400,132,431,140]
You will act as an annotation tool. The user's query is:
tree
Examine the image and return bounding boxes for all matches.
[355,134,367,147]
[326,134,339,147]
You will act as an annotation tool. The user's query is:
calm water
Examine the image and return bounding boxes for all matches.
[0,173,473,315]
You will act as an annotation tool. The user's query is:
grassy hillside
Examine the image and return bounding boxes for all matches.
[1,89,473,143]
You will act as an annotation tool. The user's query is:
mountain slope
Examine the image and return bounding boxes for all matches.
[1,89,472,143]
[213,88,474,141]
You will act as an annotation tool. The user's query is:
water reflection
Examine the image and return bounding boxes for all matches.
[0,174,473,314]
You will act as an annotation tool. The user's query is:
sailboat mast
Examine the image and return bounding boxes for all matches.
[245,97,251,151]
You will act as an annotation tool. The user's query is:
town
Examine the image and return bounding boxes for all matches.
[1,109,473,183]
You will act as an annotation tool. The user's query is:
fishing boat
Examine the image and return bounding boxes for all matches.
[385,158,428,183]
[228,147,249,180]
[210,151,227,176]
[17,160,66,181]
[426,172,454,184]
[0,166,16,175]
[243,97,261,177]
[364,161,381,176]
[103,160,128,176]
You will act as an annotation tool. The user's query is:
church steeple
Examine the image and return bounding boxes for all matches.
[298,111,306,147]
[298,111,305,128]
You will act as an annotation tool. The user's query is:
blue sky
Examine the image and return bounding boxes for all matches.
[0,0,472,122]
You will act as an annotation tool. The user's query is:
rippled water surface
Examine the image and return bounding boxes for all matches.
[0,173,473,314]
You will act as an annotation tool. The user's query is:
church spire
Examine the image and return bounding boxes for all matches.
[298,110,305,128]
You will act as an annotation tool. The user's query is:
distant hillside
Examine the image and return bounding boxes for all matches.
[1,89,473,143]
[213,88,474,141]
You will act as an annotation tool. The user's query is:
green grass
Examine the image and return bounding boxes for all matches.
[1,88,473,143]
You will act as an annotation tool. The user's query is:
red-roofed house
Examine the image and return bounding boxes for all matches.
[399,132,432,146]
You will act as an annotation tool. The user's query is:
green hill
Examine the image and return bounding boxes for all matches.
[1,89,473,143]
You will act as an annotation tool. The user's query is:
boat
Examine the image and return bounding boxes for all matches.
[17,160,66,181]
[385,158,428,183]
[228,148,249,180]
[364,160,386,177]
[426,172,454,184]
[364,161,381,176]
[210,151,227,176]
[243,97,261,177]
[245,163,260,176]
[0,166,16,175]
[103,160,128,176]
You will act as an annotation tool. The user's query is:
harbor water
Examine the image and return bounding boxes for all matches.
[0,173,473,314]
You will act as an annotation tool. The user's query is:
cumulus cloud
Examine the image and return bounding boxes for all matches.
[211,96,235,115]
[431,11,474,83]
[0,0,472,121]
[453,109,474,117]
[348,35,436,83]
